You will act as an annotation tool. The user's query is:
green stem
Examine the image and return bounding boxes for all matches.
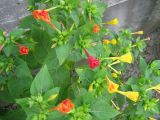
[46,6,60,11]
[108,65,121,75]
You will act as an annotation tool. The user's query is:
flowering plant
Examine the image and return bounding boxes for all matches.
[0,0,159,120]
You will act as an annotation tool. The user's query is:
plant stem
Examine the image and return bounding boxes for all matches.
[107,65,121,75]
[46,6,60,11]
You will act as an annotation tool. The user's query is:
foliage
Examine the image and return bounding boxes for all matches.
[0,0,159,120]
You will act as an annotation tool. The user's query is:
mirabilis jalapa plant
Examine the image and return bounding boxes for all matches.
[0,0,160,120]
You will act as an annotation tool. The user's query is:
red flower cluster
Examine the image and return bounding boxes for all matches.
[93,24,100,33]
[32,10,51,23]
[51,99,74,113]
[84,49,100,69]
[19,46,29,55]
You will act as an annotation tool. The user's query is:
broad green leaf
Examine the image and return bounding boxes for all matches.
[91,96,119,120]
[15,58,33,79]
[31,26,52,64]
[56,44,71,65]
[20,15,37,29]
[10,28,25,39]
[8,77,32,98]
[151,60,160,70]
[139,56,147,74]
[43,87,60,101]
[44,49,59,70]
[70,10,79,26]
[76,68,95,87]
[30,65,53,95]
[0,109,26,120]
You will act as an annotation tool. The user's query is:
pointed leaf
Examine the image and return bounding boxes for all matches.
[30,65,53,95]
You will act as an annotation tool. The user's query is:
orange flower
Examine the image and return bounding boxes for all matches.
[32,10,51,23]
[51,99,74,113]
[108,80,119,93]
[93,24,100,33]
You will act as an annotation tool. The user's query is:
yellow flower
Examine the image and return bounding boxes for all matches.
[48,94,58,101]
[117,91,139,102]
[103,39,110,45]
[132,31,144,35]
[147,84,160,92]
[106,76,139,102]
[107,80,119,93]
[110,39,117,45]
[118,52,133,64]
[112,73,118,78]
[104,18,119,25]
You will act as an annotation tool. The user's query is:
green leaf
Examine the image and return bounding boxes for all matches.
[139,56,147,74]
[10,28,25,39]
[30,65,53,95]
[76,68,95,87]
[151,60,160,70]
[15,58,33,79]
[91,96,119,120]
[8,77,32,98]
[43,87,60,101]
[31,26,52,64]
[0,109,26,120]
[20,15,37,29]
[56,44,71,65]
[70,10,79,26]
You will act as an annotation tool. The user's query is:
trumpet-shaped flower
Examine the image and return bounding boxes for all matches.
[106,77,139,102]
[107,80,119,93]
[104,18,119,25]
[117,91,139,102]
[132,31,144,35]
[84,49,100,69]
[107,52,133,64]
[147,84,160,92]
[118,52,133,64]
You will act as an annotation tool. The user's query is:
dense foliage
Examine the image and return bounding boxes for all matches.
[0,0,159,120]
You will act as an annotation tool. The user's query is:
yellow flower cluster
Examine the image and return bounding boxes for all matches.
[106,77,139,102]
[103,39,117,45]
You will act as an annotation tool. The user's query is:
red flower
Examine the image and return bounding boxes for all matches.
[19,46,29,55]
[93,24,100,33]
[51,99,74,113]
[84,49,100,69]
[32,10,51,23]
